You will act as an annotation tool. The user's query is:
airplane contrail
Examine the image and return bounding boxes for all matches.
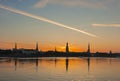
[92,24,120,27]
[0,4,97,37]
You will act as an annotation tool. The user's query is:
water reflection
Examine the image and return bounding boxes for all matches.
[87,57,90,72]
[109,58,112,64]
[14,58,17,71]
[0,57,115,72]
[0,57,92,73]
[0,57,113,73]
[0,57,120,81]
[66,57,69,72]
[35,58,38,72]
[54,57,57,67]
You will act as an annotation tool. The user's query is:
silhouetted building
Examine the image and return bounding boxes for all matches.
[19,49,36,54]
[87,43,90,56]
[18,42,39,54]
[66,42,69,53]
[13,42,18,52]
[36,42,38,51]
[15,42,17,50]
[109,50,112,54]
[55,47,57,52]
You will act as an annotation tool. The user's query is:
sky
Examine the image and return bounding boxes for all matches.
[0,0,120,52]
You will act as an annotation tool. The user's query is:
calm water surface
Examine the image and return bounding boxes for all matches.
[0,57,120,81]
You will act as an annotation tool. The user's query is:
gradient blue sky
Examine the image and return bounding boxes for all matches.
[0,0,120,52]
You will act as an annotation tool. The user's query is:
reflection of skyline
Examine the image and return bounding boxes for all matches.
[87,57,90,72]
[0,57,114,73]
[13,58,68,72]
[14,58,17,71]
[35,58,38,72]
[66,57,69,72]
[54,57,57,67]
[109,58,112,64]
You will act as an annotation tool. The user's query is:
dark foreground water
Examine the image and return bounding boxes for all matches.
[0,57,120,81]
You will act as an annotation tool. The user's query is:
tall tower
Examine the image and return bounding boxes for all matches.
[36,42,38,51]
[66,42,69,53]
[87,43,90,55]
[13,42,17,52]
[15,42,17,50]
[55,47,57,52]
[109,50,112,54]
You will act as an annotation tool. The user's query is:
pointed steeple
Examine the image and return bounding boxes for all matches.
[55,47,57,52]
[36,42,38,51]
[15,42,17,50]
[109,50,112,54]
[87,43,90,55]
[66,42,69,53]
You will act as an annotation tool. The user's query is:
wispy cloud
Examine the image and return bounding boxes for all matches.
[34,0,106,8]
[92,24,120,27]
[34,0,49,8]
[0,4,97,37]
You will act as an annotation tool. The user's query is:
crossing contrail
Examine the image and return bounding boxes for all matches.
[0,4,97,37]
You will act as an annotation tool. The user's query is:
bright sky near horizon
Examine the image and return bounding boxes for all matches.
[0,0,120,52]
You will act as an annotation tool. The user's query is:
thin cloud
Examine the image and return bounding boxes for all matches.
[92,24,120,27]
[34,0,49,8]
[34,0,106,8]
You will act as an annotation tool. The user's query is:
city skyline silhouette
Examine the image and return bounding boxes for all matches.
[0,1,120,81]
[0,1,120,53]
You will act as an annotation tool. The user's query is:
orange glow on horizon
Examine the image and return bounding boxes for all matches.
[0,42,84,52]
[0,42,119,53]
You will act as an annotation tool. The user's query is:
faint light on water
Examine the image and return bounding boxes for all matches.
[77,80,81,81]
[0,57,120,81]
[71,80,81,81]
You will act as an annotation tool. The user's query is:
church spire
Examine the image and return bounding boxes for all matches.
[15,42,17,50]
[109,50,112,54]
[36,42,38,51]
[87,43,90,55]
[66,42,69,53]
[55,47,57,52]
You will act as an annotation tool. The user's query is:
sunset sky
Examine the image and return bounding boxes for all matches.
[0,0,120,52]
